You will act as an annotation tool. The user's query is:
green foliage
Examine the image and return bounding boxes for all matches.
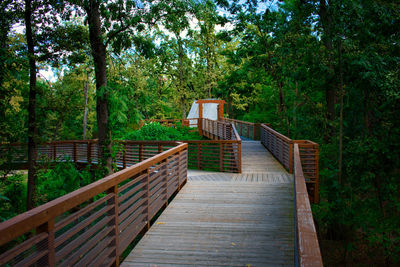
[36,161,92,204]
[1,0,399,264]
[121,122,202,141]
[0,174,26,221]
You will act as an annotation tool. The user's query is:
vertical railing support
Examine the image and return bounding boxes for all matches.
[238,142,242,173]
[87,142,92,164]
[73,142,77,163]
[314,144,319,203]
[107,185,119,266]
[289,142,294,174]
[145,168,150,230]
[197,143,201,170]
[122,143,126,169]
[52,143,56,161]
[219,143,224,172]
[177,150,181,190]
[164,157,169,206]
[139,144,143,162]
[36,220,55,267]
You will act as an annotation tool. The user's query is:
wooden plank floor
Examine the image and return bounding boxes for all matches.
[122,141,294,267]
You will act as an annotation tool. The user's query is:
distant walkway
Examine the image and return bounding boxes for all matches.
[122,141,294,266]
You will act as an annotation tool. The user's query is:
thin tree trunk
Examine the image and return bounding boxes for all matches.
[294,82,298,139]
[176,34,186,118]
[338,40,344,184]
[25,0,37,210]
[86,0,113,173]
[83,71,89,140]
[319,0,337,141]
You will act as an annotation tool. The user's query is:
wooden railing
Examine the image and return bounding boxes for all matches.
[1,140,180,170]
[191,118,242,173]
[260,124,294,173]
[260,124,319,203]
[136,118,242,173]
[221,118,266,140]
[0,142,188,266]
[294,143,323,266]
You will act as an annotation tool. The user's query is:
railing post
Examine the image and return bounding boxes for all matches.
[87,142,92,163]
[219,143,224,172]
[289,142,294,174]
[139,144,143,162]
[36,220,55,266]
[73,142,77,163]
[197,143,201,170]
[123,143,126,169]
[52,143,56,161]
[146,168,150,230]
[198,117,203,136]
[177,150,181,190]
[164,157,169,206]
[107,185,120,266]
[254,123,259,140]
[314,144,320,203]
[238,142,242,173]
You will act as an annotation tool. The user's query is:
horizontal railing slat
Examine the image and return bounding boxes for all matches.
[0,141,188,267]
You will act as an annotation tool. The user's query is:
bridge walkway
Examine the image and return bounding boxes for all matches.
[121,141,294,266]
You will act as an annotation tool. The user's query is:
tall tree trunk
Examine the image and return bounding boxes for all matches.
[293,82,298,139]
[338,40,344,184]
[319,0,336,142]
[278,80,290,135]
[25,0,37,210]
[176,34,186,118]
[86,0,112,173]
[83,71,89,140]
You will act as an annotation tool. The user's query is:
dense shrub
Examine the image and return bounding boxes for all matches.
[0,174,26,221]
[121,122,203,141]
[36,161,93,204]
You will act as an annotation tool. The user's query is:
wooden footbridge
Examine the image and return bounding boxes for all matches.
[0,117,322,266]
[123,141,294,266]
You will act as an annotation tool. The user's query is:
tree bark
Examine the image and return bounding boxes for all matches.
[319,0,337,141]
[86,0,113,173]
[25,0,38,210]
[176,33,186,118]
[338,40,344,184]
[83,71,89,140]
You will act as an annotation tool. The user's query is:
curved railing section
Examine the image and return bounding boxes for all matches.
[294,143,323,266]
[260,124,294,173]
[195,118,241,173]
[137,118,242,173]
[0,142,188,266]
[260,124,319,203]
[221,118,267,140]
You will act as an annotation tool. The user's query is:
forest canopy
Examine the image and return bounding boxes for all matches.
[0,0,399,265]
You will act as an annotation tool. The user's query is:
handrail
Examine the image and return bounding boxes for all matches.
[221,118,268,140]
[199,118,242,173]
[294,144,323,266]
[0,142,188,266]
[201,118,239,141]
[260,123,319,203]
[260,123,294,173]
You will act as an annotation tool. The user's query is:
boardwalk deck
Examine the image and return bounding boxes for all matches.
[122,141,294,266]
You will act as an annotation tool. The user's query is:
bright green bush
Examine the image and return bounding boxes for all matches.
[36,161,93,204]
[0,174,26,221]
[121,122,202,141]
